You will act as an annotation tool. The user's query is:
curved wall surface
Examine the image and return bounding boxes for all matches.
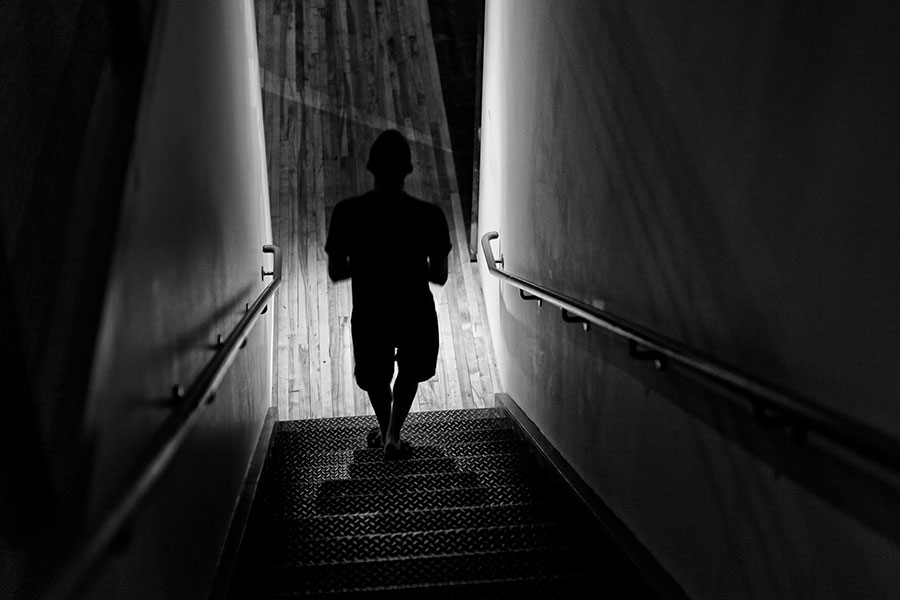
[478,1,900,598]
[81,1,272,597]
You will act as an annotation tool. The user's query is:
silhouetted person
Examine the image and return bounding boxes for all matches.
[325,129,451,460]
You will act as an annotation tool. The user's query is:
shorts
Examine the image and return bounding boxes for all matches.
[351,307,439,391]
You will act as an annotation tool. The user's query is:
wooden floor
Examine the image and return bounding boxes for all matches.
[255,0,500,421]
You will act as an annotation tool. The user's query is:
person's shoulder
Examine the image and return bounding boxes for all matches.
[402,193,445,216]
[401,192,429,205]
[335,192,367,208]
[333,192,372,215]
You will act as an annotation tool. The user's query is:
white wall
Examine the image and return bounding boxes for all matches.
[478,1,900,598]
[81,1,272,597]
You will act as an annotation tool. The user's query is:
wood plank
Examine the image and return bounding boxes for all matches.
[303,0,321,419]
[329,6,354,416]
[451,192,493,405]
[284,0,303,420]
[339,283,354,416]
[444,268,474,408]
[430,127,479,407]
[287,390,301,421]
[322,2,340,416]
[434,285,459,410]
[270,3,287,417]
[326,128,351,416]
[295,340,310,419]
[316,0,335,418]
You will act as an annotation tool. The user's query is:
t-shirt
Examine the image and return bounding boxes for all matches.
[325,190,452,321]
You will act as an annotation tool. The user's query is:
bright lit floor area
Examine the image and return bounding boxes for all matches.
[255,0,500,420]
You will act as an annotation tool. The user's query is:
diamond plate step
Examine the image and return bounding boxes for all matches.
[274,523,563,565]
[276,408,503,433]
[231,408,656,600]
[262,502,559,537]
[254,483,547,518]
[268,547,602,594]
[267,439,529,468]
[299,575,611,600]
[263,451,535,482]
[276,417,510,444]
[271,424,518,454]
[318,467,536,498]
[257,467,538,501]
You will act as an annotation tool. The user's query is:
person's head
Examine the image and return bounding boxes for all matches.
[366,129,413,188]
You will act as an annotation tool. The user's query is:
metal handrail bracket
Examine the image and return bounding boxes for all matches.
[480,230,900,472]
[46,244,282,599]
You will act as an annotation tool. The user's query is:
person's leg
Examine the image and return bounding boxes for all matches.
[352,315,394,445]
[367,384,393,442]
[385,307,439,454]
[384,374,417,449]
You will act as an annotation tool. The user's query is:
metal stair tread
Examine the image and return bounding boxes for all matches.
[276,408,502,433]
[292,574,604,600]
[255,484,548,517]
[261,467,538,499]
[272,523,566,565]
[232,408,656,599]
[256,481,545,506]
[255,476,543,500]
[276,416,510,439]
[262,451,536,481]
[260,501,560,535]
[267,546,603,593]
[269,427,519,454]
[266,439,528,466]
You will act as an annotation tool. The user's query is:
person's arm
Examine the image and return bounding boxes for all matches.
[427,255,448,285]
[427,206,451,285]
[328,254,351,281]
[325,202,351,281]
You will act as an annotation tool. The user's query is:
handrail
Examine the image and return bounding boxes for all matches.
[45,244,282,599]
[481,231,900,472]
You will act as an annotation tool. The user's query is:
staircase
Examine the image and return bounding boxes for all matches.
[229,407,657,599]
